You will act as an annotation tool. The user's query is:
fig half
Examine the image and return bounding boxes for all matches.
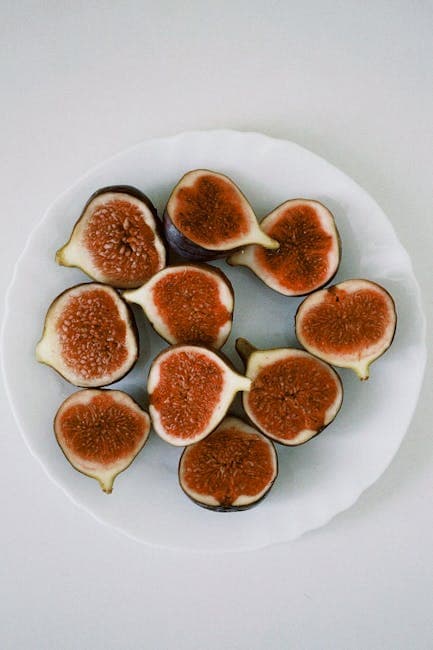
[56,186,166,289]
[36,283,138,387]
[148,345,251,446]
[163,169,279,260]
[54,389,151,493]
[236,338,343,446]
[295,279,397,380]
[123,263,234,349]
[228,199,340,296]
[179,416,278,511]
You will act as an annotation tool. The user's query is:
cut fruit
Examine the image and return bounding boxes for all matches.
[36,283,138,387]
[56,186,166,289]
[123,263,234,349]
[236,338,343,446]
[228,199,340,296]
[148,345,251,446]
[54,389,150,493]
[163,169,279,260]
[179,416,278,511]
[295,279,397,380]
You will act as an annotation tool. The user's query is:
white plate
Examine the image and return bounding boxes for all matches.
[1,130,426,552]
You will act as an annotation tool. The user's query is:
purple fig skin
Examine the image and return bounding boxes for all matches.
[179,488,275,513]
[163,210,231,261]
[87,185,158,217]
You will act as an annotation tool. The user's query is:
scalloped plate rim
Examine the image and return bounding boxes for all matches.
[1,129,427,553]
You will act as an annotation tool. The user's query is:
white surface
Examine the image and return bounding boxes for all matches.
[3,130,425,551]
[1,1,432,648]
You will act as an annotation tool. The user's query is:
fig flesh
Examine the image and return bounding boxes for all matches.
[36,283,138,387]
[179,416,278,511]
[228,199,340,296]
[123,263,234,349]
[295,279,397,380]
[56,186,166,289]
[236,338,343,446]
[163,169,279,260]
[148,345,251,446]
[54,389,150,493]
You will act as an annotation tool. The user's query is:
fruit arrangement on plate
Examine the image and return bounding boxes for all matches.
[36,170,396,510]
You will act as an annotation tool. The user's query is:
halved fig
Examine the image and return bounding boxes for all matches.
[163,169,279,260]
[148,345,251,446]
[54,389,150,493]
[236,338,343,446]
[295,279,397,380]
[228,199,340,295]
[56,186,166,289]
[179,416,278,511]
[36,283,138,387]
[123,263,234,349]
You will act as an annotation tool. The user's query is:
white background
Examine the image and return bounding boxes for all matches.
[1,2,432,648]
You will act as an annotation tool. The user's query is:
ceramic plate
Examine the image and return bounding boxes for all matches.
[1,130,426,551]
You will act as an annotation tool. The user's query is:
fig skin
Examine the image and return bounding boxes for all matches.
[163,169,279,261]
[295,279,397,380]
[54,389,151,493]
[178,416,278,512]
[87,185,159,218]
[163,213,219,261]
[123,262,234,350]
[36,282,139,388]
[228,198,341,297]
[236,338,344,447]
[147,344,251,446]
[56,185,167,289]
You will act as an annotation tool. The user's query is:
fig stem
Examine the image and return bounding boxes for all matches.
[99,474,115,494]
[35,336,50,364]
[55,242,72,266]
[354,360,371,381]
[235,338,257,366]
